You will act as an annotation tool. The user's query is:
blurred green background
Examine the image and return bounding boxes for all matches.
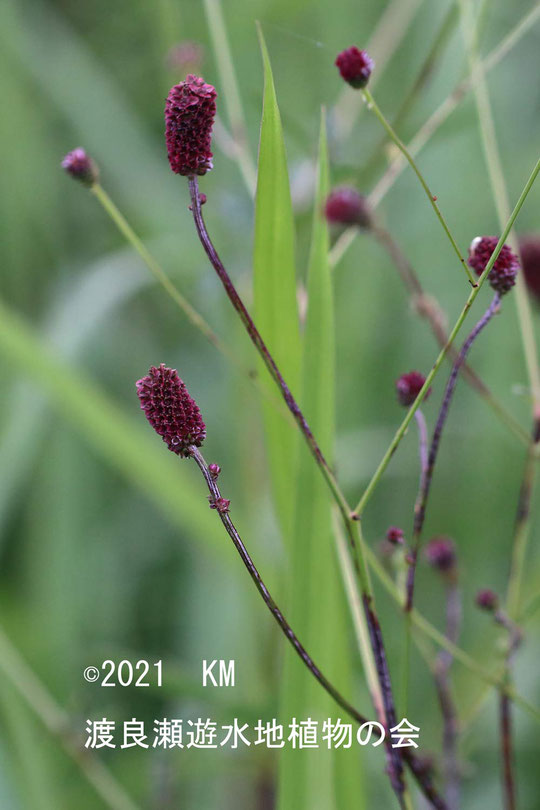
[0,0,539,807]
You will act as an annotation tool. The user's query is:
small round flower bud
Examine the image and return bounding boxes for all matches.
[475,588,498,612]
[335,47,374,89]
[519,235,540,303]
[386,526,404,545]
[468,236,519,295]
[396,371,431,407]
[425,537,456,573]
[61,148,98,186]
[210,497,230,514]
[165,75,217,176]
[136,364,206,456]
[324,187,371,228]
[208,463,221,480]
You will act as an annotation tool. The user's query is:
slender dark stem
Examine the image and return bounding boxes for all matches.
[506,416,540,618]
[405,293,501,612]
[188,445,447,810]
[494,611,521,810]
[188,178,327,472]
[187,175,362,573]
[189,445,368,723]
[433,581,461,810]
[371,224,527,445]
[415,410,429,487]
[185,178,449,808]
[500,694,516,810]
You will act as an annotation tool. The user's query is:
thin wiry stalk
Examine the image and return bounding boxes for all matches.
[459,0,540,633]
[458,0,540,413]
[331,0,423,140]
[433,581,462,810]
[405,294,501,612]
[90,183,288,419]
[329,3,540,267]
[353,157,540,518]
[186,175,413,807]
[362,86,476,286]
[188,445,370,725]
[500,694,516,810]
[506,418,540,618]
[494,612,522,810]
[358,4,458,182]
[370,223,529,446]
[189,445,445,810]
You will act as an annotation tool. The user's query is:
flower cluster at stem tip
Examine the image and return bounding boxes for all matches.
[468,236,520,295]
[136,364,206,456]
[61,148,98,186]
[396,371,431,408]
[335,46,374,88]
[165,75,217,176]
[325,187,371,228]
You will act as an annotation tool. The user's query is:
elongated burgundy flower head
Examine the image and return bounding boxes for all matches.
[324,187,371,228]
[165,75,217,176]
[396,371,431,407]
[519,235,540,303]
[335,47,374,88]
[136,364,206,456]
[61,148,98,186]
[468,236,519,295]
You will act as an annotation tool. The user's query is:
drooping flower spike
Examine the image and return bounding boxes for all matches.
[335,46,374,88]
[165,75,217,176]
[136,364,206,456]
[468,236,519,295]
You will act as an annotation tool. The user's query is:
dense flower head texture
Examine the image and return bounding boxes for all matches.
[136,364,206,456]
[324,187,371,228]
[396,371,430,408]
[165,75,217,176]
[468,236,519,295]
[61,148,98,186]
[519,235,540,303]
[335,47,374,88]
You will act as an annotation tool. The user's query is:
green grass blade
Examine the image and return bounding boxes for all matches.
[277,110,365,810]
[253,25,301,538]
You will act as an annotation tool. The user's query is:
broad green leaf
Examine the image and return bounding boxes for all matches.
[253,25,301,539]
[277,111,365,810]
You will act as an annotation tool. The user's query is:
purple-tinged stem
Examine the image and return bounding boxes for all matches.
[188,445,368,725]
[414,409,429,486]
[500,694,516,810]
[494,610,522,810]
[406,293,501,612]
[433,581,462,810]
[185,178,448,809]
[189,444,447,810]
[187,178,328,471]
